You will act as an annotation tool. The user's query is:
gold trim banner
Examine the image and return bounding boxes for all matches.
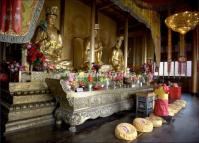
[0,0,44,43]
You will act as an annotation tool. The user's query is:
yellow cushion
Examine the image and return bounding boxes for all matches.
[169,104,182,113]
[174,100,187,108]
[133,118,153,133]
[115,123,137,141]
[168,107,175,116]
[145,117,162,128]
[149,113,166,123]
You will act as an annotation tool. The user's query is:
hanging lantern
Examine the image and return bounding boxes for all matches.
[165,11,199,75]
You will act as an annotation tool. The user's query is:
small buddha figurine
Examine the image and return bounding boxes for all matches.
[111,36,124,71]
[32,6,72,70]
[84,24,103,66]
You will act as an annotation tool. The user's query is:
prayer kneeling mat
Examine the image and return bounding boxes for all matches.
[145,117,162,127]
[168,107,175,116]
[115,123,137,141]
[173,101,186,108]
[174,100,187,108]
[149,113,166,124]
[169,104,182,113]
[133,118,153,132]
[176,99,187,104]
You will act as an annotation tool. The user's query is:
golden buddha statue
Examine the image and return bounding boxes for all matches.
[84,24,103,66]
[111,36,124,71]
[32,6,72,70]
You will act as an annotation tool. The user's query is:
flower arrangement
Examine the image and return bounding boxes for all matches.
[26,43,46,71]
[6,60,25,82]
[7,61,21,73]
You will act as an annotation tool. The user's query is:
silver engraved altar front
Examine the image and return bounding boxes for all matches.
[46,79,153,132]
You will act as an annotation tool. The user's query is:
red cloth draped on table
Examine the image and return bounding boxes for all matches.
[0,0,22,33]
[154,84,170,116]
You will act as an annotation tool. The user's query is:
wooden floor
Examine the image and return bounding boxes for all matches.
[2,93,199,143]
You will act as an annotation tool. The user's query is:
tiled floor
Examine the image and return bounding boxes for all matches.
[2,94,199,143]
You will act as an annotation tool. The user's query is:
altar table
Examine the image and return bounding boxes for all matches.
[46,79,153,132]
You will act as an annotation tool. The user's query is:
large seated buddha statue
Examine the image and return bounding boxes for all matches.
[32,6,72,70]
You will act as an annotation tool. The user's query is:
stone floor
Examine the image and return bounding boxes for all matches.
[2,93,199,143]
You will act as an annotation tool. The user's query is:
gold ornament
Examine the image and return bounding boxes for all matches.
[46,6,58,16]
[165,11,199,35]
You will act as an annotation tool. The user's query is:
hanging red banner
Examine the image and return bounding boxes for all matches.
[5,0,11,32]
[12,0,22,33]
[0,0,11,32]
[0,0,7,32]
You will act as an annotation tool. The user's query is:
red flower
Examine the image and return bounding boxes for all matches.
[88,74,93,82]
[27,43,45,65]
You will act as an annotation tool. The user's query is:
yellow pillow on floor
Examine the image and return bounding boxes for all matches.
[133,118,153,132]
[174,100,187,108]
[149,113,166,124]
[145,117,162,128]
[115,123,137,141]
[169,104,182,113]
[168,107,175,116]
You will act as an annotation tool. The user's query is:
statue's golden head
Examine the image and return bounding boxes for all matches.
[46,6,58,16]
[46,6,58,25]
[115,36,124,49]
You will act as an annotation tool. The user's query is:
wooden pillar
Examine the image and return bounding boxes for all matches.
[167,28,172,75]
[179,34,185,57]
[143,35,147,63]
[124,17,128,73]
[21,47,27,66]
[168,29,172,59]
[192,26,199,94]
[90,0,96,68]
[133,38,136,66]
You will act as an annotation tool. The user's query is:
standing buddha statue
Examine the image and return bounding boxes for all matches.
[111,36,124,72]
[84,24,103,67]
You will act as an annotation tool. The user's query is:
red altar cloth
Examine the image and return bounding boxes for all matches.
[169,86,181,101]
